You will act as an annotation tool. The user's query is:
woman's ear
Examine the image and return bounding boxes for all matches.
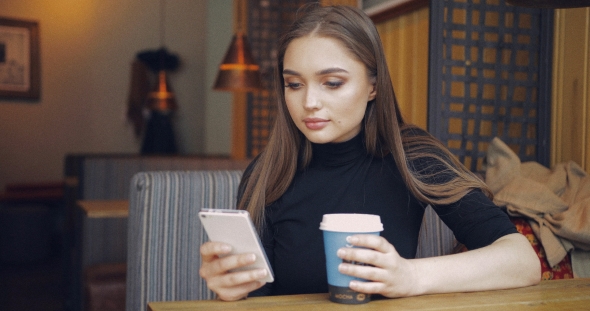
[368,83,377,101]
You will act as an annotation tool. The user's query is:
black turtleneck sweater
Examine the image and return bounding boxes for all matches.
[247,132,517,296]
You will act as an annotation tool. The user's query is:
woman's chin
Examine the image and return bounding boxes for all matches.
[302,132,334,144]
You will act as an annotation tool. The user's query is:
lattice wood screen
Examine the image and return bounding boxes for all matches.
[428,0,553,172]
[245,0,312,157]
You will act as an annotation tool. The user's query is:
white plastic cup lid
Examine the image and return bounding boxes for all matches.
[319,213,383,232]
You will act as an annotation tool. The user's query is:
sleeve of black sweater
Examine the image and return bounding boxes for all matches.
[401,128,517,250]
[432,189,517,250]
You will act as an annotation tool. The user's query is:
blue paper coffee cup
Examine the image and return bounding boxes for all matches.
[319,214,383,304]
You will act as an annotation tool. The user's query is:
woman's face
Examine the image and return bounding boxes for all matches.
[282,35,376,144]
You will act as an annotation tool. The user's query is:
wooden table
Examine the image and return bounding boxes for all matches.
[77,199,129,218]
[148,278,590,310]
[74,200,130,310]
[76,200,130,266]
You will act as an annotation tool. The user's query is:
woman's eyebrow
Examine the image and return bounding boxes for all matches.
[317,67,348,75]
[283,69,300,76]
[282,67,349,76]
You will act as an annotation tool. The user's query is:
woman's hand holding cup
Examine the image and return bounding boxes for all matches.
[336,234,419,298]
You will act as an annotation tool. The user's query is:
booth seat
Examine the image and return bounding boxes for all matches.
[63,154,250,311]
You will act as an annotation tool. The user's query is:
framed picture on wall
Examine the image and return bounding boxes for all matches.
[0,17,40,100]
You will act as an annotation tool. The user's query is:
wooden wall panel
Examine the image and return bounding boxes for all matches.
[551,7,590,171]
[376,6,430,129]
[320,0,358,6]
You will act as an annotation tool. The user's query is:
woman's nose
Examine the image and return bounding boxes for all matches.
[304,87,322,110]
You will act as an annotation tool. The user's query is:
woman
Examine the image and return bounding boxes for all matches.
[200,4,540,301]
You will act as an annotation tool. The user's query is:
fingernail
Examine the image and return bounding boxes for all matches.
[350,280,359,288]
[221,245,231,252]
[248,254,256,262]
[338,263,345,272]
[337,249,345,258]
[256,269,267,278]
[346,236,358,243]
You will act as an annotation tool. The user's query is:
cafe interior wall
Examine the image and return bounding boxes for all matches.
[0,0,234,190]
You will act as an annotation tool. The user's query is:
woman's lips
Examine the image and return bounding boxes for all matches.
[303,118,329,130]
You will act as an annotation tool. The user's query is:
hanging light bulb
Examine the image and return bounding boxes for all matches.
[147,69,177,112]
[213,0,262,92]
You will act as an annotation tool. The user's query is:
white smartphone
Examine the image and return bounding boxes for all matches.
[198,209,274,283]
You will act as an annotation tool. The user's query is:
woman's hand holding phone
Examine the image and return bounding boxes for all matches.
[199,241,268,301]
[198,209,273,301]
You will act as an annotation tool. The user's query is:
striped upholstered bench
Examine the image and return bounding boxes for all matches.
[64,154,250,310]
[126,170,243,311]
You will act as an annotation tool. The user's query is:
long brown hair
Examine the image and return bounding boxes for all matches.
[238,4,490,230]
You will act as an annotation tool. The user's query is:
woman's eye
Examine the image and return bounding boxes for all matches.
[325,81,344,89]
[285,82,302,89]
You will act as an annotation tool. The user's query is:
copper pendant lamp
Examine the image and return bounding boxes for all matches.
[213,0,262,92]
